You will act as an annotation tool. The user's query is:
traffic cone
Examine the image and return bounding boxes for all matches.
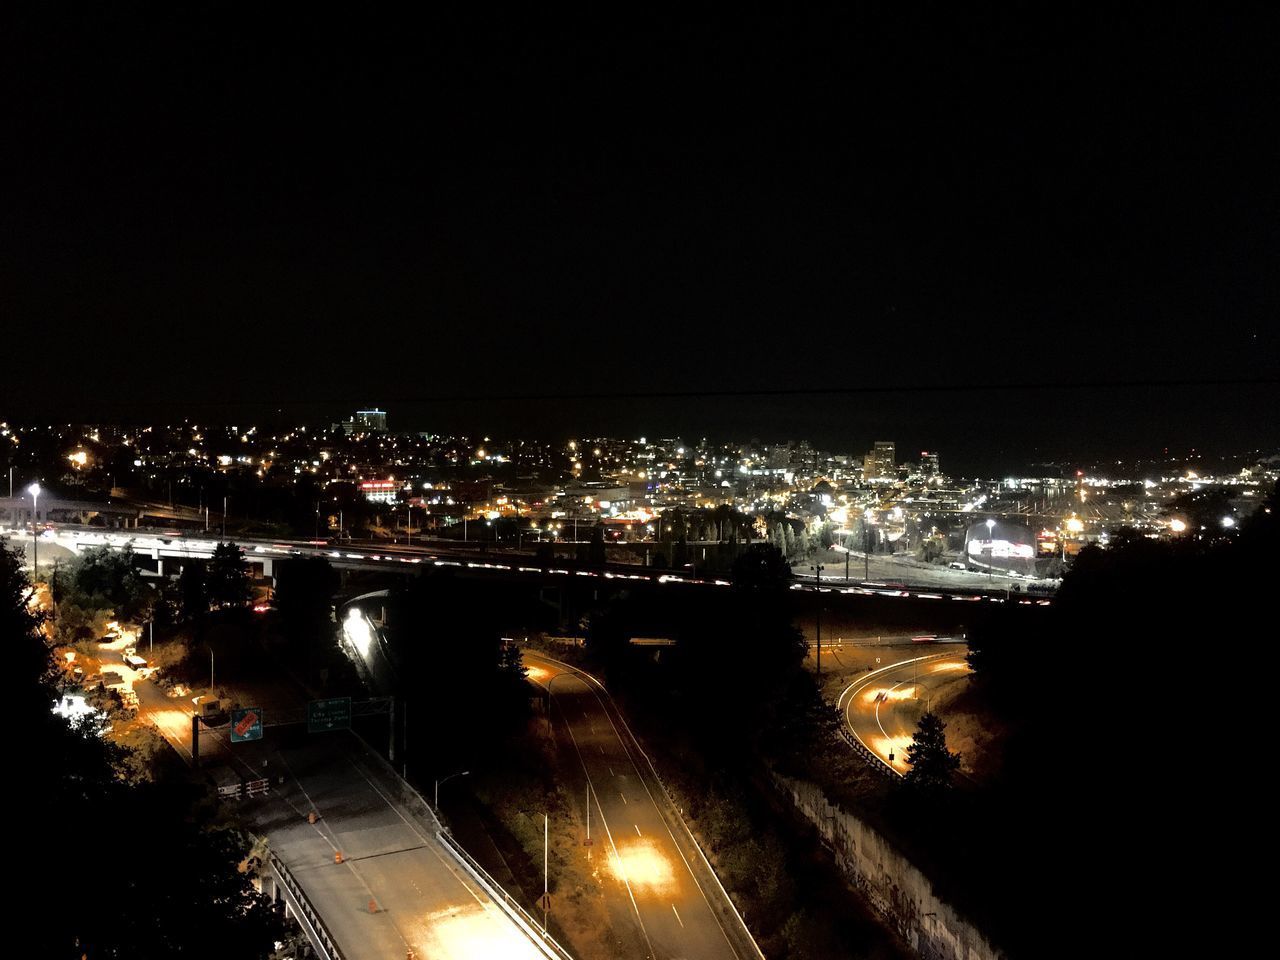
[368,898,378,914]
[334,850,343,864]
[308,811,317,824]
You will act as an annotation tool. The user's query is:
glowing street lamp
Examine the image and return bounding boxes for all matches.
[435,769,470,809]
[28,482,40,575]
[1169,518,1187,534]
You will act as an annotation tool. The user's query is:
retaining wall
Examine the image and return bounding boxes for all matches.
[775,774,1005,960]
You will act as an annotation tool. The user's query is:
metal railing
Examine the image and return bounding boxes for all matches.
[270,851,346,960]
[436,828,576,960]
[532,653,767,960]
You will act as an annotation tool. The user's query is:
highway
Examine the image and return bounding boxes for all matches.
[8,522,1052,605]
[526,653,761,960]
[836,651,972,776]
[135,680,559,960]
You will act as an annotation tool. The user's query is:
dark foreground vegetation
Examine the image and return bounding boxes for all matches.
[5,545,286,959]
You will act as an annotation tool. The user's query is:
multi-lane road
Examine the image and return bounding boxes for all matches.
[526,653,761,960]
[837,650,972,775]
[135,679,557,960]
[10,522,1053,606]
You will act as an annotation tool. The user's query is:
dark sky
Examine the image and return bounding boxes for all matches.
[3,8,1277,472]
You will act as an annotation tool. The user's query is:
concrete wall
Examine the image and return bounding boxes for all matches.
[775,774,1005,960]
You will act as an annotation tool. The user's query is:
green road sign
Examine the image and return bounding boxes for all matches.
[308,697,352,733]
[231,707,263,743]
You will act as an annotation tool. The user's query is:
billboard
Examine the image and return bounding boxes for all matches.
[963,520,1036,574]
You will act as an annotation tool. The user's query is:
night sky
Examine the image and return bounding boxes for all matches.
[3,8,1277,472]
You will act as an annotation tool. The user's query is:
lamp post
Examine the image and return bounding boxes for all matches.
[28,483,40,576]
[434,769,470,810]
[985,518,996,583]
[814,561,824,676]
[208,644,215,694]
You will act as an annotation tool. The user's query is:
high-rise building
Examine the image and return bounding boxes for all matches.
[863,441,896,481]
[332,408,388,434]
[355,409,387,431]
[919,451,940,478]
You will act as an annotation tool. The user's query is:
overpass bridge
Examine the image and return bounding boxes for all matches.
[10,523,1047,611]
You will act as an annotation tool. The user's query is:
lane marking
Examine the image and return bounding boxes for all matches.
[544,677,655,960]
[672,904,684,928]
[635,824,642,837]
[529,654,743,957]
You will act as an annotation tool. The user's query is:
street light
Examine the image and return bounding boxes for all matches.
[985,518,996,583]
[28,483,40,576]
[434,769,470,809]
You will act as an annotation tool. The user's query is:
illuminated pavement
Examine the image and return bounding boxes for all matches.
[137,685,549,960]
[527,653,759,960]
[837,652,972,775]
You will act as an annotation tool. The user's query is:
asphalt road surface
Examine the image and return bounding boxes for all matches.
[137,682,548,960]
[837,651,972,775]
[526,653,757,960]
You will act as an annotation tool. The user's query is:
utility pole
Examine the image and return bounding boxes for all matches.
[222,495,227,540]
[814,562,823,675]
[543,813,549,935]
[406,503,412,547]
[816,604,822,677]
[29,483,40,576]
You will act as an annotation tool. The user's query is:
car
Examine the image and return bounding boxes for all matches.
[948,561,967,571]
[911,635,939,643]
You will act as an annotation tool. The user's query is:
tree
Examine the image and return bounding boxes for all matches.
[904,711,961,792]
[589,524,607,565]
[207,542,252,608]
[50,544,154,628]
[730,543,792,590]
[179,559,209,623]
[3,539,285,958]
[275,556,337,649]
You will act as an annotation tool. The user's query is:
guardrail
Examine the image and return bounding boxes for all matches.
[834,652,957,779]
[838,726,901,779]
[532,653,766,960]
[269,851,346,960]
[436,828,576,960]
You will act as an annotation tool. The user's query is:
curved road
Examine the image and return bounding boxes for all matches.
[525,653,759,960]
[837,651,971,776]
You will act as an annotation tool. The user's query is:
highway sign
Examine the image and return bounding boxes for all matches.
[308,697,352,733]
[231,707,263,743]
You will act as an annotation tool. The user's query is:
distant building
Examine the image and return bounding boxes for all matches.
[359,480,399,503]
[919,451,940,478]
[863,441,896,481]
[332,408,388,434]
[355,409,387,431]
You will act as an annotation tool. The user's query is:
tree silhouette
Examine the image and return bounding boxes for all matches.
[207,542,251,608]
[4,540,285,958]
[904,711,960,791]
[730,542,792,590]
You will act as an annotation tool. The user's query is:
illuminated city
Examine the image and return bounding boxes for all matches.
[6,8,1277,960]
